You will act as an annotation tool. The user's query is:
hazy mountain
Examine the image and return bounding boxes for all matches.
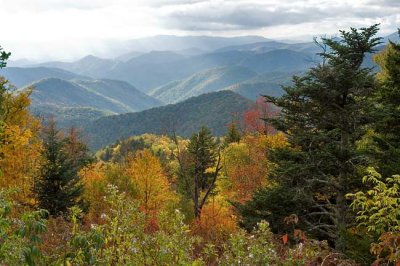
[382,31,400,43]
[0,67,89,87]
[121,35,269,53]
[150,66,258,104]
[36,55,119,77]
[115,51,144,62]
[106,49,311,92]
[240,49,316,73]
[216,40,320,54]
[85,90,254,150]
[27,78,161,127]
[30,45,317,93]
[106,51,196,91]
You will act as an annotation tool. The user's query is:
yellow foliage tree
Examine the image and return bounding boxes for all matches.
[125,149,178,215]
[0,78,42,205]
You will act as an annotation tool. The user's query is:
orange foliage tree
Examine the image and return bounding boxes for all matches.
[243,97,279,135]
[222,133,287,203]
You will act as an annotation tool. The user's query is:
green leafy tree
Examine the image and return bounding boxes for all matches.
[34,120,92,216]
[240,25,381,251]
[348,167,400,263]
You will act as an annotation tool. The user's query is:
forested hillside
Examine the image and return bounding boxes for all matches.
[1,24,400,266]
[85,90,254,149]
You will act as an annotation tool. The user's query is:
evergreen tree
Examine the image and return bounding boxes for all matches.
[368,30,400,177]
[0,46,10,69]
[239,25,381,250]
[224,122,241,145]
[177,126,222,218]
[34,120,92,216]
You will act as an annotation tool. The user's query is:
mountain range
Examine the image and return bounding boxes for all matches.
[1,32,397,150]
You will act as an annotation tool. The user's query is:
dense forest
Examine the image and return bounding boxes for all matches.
[0,24,400,265]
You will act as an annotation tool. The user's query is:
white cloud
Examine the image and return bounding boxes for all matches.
[0,0,398,60]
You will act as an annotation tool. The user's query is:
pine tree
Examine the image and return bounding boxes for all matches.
[240,25,381,250]
[34,120,91,216]
[177,126,222,218]
[224,122,241,145]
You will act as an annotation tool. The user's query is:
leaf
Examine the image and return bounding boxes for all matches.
[282,234,289,245]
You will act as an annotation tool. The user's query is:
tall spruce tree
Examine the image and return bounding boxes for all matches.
[368,30,400,177]
[239,25,381,250]
[176,126,222,218]
[34,120,92,216]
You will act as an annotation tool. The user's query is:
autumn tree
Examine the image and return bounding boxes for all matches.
[223,133,287,203]
[125,149,177,215]
[34,120,91,216]
[0,50,42,204]
[240,25,381,251]
[243,97,278,134]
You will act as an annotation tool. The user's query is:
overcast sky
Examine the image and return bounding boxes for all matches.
[1,0,399,61]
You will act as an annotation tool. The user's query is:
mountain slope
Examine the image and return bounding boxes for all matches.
[150,66,257,104]
[29,78,132,113]
[74,79,161,111]
[0,67,89,87]
[85,90,254,150]
[224,72,297,100]
[28,78,161,127]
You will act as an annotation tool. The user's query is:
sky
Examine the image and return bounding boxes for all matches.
[1,0,399,61]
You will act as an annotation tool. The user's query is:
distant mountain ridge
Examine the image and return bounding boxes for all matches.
[27,78,161,127]
[84,90,254,150]
[33,43,317,92]
[0,67,90,87]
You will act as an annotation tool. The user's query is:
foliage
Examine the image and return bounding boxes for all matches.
[222,133,286,203]
[124,149,178,215]
[65,185,202,265]
[348,167,400,263]
[0,79,42,204]
[0,189,48,266]
[191,196,238,247]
